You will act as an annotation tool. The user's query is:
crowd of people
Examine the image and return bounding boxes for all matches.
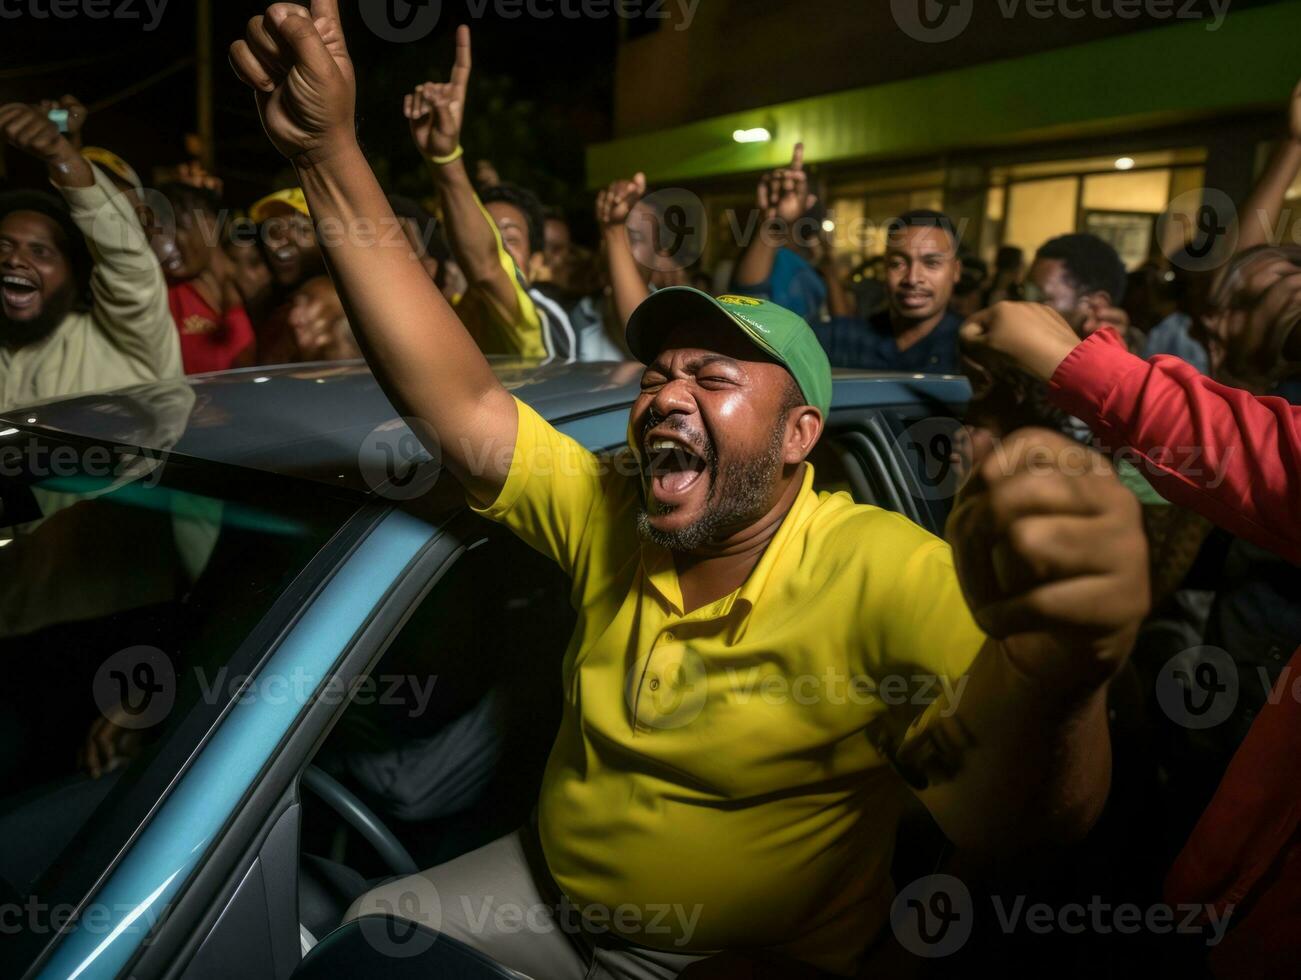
[3,2,1301,977]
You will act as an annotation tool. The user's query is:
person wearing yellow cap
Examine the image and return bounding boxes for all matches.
[403,27,574,362]
[233,6,1150,975]
[0,100,178,410]
[246,186,329,362]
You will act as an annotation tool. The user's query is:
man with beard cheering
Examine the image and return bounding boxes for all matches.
[0,102,178,411]
[232,5,1150,975]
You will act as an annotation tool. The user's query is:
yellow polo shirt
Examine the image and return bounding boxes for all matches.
[472,399,987,975]
[453,197,546,358]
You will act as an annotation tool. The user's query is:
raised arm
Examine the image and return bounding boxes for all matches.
[595,172,649,331]
[405,26,520,320]
[733,142,815,294]
[0,101,179,381]
[229,1,516,502]
[962,301,1301,566]
[910,428,1148,856]
[1234,79,1301,253]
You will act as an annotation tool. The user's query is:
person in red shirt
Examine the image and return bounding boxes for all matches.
[961,285,1301,979]
[148,182,255,374]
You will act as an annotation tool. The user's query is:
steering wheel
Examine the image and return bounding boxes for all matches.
[301,765,418,877]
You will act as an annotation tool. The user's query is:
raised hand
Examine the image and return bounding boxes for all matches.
[36,94,87,149]
[228,0,356,165]
[404,24,472,161]
[596,173,647,229]
[947,426,1148,698]
[0,101,91,187]
[757,142,816,226]
[960,301,1082,383]
[176,160,225,196]
[0,102,76,165]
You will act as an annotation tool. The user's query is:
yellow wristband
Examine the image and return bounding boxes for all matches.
[428,145,464,166]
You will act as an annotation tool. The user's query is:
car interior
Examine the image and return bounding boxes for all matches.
[289,415,959,973]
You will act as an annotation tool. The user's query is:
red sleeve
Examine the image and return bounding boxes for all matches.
[1047,328,1301,565]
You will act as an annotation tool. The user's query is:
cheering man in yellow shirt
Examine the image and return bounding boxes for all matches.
[232,6,1149,976]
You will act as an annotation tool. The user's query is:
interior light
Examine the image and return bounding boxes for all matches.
[821,219,836,233]
[253,376,271,384]
[732,127,772,144]
[1114,157,1136,171]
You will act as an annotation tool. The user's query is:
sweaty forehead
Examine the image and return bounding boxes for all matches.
[0,210,64,248]
[486,201,528,232]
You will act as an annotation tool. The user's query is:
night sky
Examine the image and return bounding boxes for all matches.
[0,1,621,221]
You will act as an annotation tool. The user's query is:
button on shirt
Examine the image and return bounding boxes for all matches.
[472,399,987,974]
[813,309,964,374]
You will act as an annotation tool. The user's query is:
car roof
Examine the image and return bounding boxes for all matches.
[0,360,969,496]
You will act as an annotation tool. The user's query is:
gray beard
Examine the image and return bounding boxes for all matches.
[636,421,786,553]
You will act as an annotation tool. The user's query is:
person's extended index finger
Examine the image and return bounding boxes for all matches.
[790,141,804,171]
[451,24,472,90]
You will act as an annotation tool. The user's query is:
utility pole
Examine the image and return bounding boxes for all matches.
[196,0,214,168]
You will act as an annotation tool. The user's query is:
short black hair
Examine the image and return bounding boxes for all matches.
[887,209,961,249]
[480,182,545,257]
[0,188,93,306]
[994,245,1024,272]
[1036,233,1127,305]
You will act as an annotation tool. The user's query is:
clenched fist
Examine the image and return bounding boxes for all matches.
[0,102,92,187]
[947,426,1149,699]
[229,0,356,165]
[960,301,1083,384]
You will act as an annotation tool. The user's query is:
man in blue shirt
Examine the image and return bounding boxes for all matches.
[812,209,964,373]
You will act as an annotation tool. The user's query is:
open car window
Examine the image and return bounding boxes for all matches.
[0,432,359,975]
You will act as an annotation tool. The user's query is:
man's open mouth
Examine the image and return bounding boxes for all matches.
[644,435,708,504]
[1,274,41,314]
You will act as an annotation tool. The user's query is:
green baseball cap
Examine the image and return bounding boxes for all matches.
[625,287,833,416]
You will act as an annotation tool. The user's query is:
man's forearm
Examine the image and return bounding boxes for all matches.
[909,640,1111,859]
[733,229,780,291]
[295,142,514,494]
[430,157,509,285]
[603,225,649,331]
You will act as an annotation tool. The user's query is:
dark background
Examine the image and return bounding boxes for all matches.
[0,0,622,224]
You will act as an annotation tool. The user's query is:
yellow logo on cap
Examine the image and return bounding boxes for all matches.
[717,294,762,307]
